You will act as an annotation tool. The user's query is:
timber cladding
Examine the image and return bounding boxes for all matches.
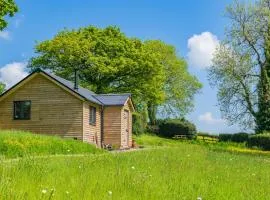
[103,98,133,149]
[83,102,101,146]
[0,70,134,149]
[121,100,133,147]
[0,74,84,139]
[103,106,122,147]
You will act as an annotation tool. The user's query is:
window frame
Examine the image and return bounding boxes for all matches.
[89,106,96,125]
[13,100,31,120]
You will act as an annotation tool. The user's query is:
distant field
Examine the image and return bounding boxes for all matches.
[0,133,269,199]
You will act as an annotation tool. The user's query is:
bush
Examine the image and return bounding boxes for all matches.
[219,132,249,143]
[146,125,159,134]
[231,132,249,143]
[219,134,232,142]
[132,113,146,135]
[247,134,270,151]
[198,132,219,139]
[158,118,197,139]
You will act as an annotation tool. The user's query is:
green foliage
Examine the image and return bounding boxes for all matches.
[29,26,165,106]
[247,133,270,151]
[218,134,232,142]
[144,40,202,122]
[132,112,147,135]
[0,82,5,94]
[158,118,197,139]
[231,132,249,143]
[219,132,249,143]
[28,26,202,126]
[209,0,270,131]
[197,132,218,138]
[0,0,18,30]
[0,130,104,158]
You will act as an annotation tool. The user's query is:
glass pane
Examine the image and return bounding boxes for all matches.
[14,101,31,120]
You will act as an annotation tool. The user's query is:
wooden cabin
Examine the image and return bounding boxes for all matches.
[0,70,134,149]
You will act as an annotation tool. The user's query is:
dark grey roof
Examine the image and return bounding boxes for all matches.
[42,71,131,106]
[94,94,131,106]
[45,71,102,105]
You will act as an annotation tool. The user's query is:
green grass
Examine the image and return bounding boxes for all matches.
[0,133,269,199]
[0,130,104,158]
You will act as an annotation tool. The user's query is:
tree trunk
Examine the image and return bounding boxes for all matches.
[257,68,270,133]
[256,37,270,133]
[147,102,157,125]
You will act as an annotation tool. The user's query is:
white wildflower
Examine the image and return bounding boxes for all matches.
[41,189,47,194]
[108,191,112,195]
[131,166,135,170]
[67,149,71,152]
[66,191,70,195]
[197,197,202,200]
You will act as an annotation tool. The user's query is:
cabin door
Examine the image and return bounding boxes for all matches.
[123,110,129,147]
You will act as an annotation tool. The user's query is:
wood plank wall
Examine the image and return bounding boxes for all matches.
[82,102,101,147]
[103,106,122,147]
[0,74,84,139]
[121,99,133,147]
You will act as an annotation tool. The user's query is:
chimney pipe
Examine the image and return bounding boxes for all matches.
[74,69,79,90]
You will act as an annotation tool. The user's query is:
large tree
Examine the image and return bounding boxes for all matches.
[29,26,201,124]
[29,26,166,106]
[0,0,18,30]
[209,0,270,132]
[144,40,202,124]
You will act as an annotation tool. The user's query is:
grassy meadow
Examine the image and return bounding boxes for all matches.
[0,130,104,158]
[0,132,269,199]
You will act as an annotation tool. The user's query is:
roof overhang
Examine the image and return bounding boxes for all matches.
[0,71,85,103]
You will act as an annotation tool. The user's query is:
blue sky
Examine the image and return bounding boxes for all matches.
[0,0,242,134]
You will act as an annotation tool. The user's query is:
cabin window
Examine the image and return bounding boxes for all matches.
[14,101,31,120]
[89,106,96,125]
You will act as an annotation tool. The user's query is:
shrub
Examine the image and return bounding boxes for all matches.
[219,134,232,142]
[132,113,146,135]
[231,132,249,143]
[158,118,197,139]
[219,132,249,143]
[146,125,159,134]
[198,132,219,139]
[247,134,270,151]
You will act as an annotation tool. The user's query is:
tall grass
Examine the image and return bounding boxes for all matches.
[0,144,269,199]
[0,134,269,199]
[0,130,104,158]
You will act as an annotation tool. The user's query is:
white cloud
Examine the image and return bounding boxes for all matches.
[198,112,225,125]
[0,31,11,40]
[0,62,28,88]
[187,32,219,69]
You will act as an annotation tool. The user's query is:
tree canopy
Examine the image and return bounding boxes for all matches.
[0,0,18,30]
[29,26,201,125]
[0,82,5,94]
[209,0,270,132]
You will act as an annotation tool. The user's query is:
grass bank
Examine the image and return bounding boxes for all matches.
[0,134,269,199]
[135,134,270,156]
[0,130,104,158]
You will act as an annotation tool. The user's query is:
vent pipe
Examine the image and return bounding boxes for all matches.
[74,69,79,90]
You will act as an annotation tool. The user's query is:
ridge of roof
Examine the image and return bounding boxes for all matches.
[94,93,131,96]
[0,69,132,107]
